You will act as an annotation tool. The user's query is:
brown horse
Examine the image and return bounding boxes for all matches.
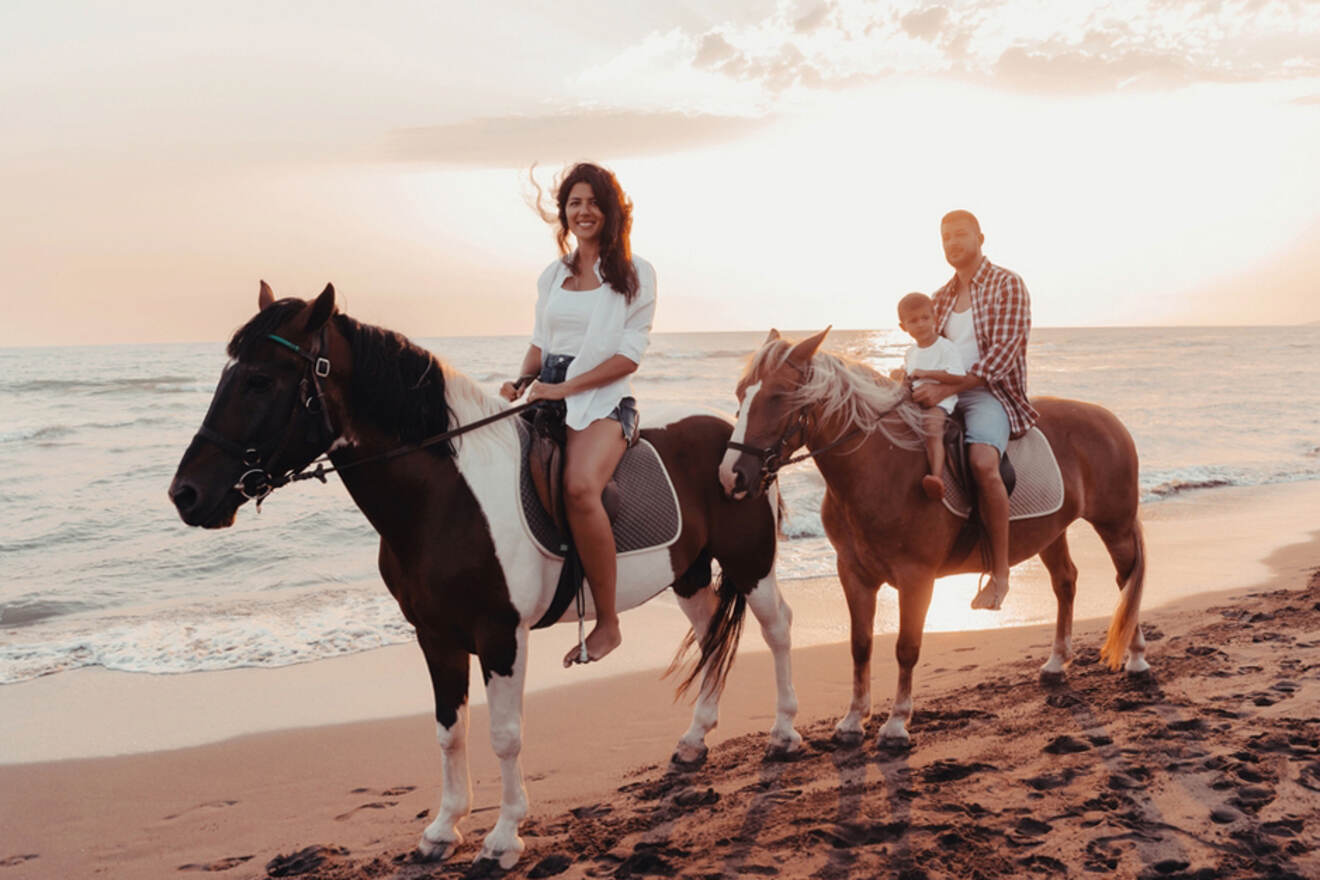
[168,284,802,869]
[719,329,1148,747]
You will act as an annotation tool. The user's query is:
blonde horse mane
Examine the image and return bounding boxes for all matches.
[743,337,929,452]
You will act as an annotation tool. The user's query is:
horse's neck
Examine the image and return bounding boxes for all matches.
[809,409,919,508]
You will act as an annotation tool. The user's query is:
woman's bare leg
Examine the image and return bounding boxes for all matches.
[562,418,628,666]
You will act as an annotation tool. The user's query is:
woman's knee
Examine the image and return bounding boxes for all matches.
[563,468,604,510]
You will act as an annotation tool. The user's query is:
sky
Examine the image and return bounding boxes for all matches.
[2,0,1318,346]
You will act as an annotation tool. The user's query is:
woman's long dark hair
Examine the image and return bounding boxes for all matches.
[533,162,638,303]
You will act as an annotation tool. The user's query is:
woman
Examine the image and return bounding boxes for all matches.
[500,162,657,667]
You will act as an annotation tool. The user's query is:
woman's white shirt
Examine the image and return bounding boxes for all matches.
[530,255,657,431]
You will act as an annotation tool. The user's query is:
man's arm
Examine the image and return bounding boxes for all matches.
[968,272,1030,384]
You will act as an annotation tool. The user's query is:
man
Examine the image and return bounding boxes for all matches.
[911,210,1037,610]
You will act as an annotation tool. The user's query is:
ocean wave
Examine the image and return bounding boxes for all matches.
[1,416,175,445]
[650,349,755,361]
[3,376,200,395]
[0,591,417,684]
[1144,477,1234,499]
[0,599,96,627]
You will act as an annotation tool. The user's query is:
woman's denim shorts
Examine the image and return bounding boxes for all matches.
[542,354,639,447]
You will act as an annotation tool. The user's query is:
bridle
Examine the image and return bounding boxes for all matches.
[193,328,338,506]
[192,329,540,508]
[725,364,861,494]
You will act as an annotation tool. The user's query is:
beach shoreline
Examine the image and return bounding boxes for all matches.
[2,481,1319,878]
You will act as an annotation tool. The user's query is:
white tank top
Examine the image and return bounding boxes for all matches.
[944,306,980,370]
[542,284,602,354]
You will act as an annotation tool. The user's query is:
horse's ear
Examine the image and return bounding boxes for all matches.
[764,328,781,343]
[258,280,275,311]
[787,325,831,367]
[304,284,337,332]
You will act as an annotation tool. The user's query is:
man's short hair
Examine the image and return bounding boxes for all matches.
[897,292,932,320]
[941,209,981,235]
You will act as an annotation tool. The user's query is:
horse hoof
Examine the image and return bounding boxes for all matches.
[831,728,864,748]
[876,735,912,754]
[1125,667,1155,684]
[671,744,708,769]
[465,856,505,878]
[416,835,459,863]
[764,741,805,763]
[1039,669,1067,687]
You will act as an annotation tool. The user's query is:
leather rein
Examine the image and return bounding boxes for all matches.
[192,330,539,507]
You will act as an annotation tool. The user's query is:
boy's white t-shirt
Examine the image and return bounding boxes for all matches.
[904,337,965,415]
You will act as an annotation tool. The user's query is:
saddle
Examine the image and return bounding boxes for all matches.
[525,407,621,536]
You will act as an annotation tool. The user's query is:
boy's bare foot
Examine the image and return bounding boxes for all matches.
[970,573,1009,610]
[921,474,946,500]
[563,621,622,667]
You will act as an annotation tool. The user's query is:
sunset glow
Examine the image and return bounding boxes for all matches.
[3,0,1318,345]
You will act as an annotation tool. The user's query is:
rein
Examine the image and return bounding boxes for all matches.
[193,330,540,506]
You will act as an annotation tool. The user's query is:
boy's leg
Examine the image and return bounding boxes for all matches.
[921,408,946,500]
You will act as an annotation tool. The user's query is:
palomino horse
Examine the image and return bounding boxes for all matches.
[168,284,802,869]
[719,329,1148,748]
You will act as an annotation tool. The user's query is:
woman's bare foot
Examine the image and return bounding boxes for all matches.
[921,474,946,500]
[970,572,1010,610]
[563,620,622,667]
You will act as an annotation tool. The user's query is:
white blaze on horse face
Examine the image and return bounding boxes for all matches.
[719,381,760,497]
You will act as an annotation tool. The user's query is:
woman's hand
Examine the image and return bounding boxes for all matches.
[499,380,523,402]
[525,379,569,402]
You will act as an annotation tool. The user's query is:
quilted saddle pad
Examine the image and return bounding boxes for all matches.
[941,426,1065,521]
[515,420,682,559]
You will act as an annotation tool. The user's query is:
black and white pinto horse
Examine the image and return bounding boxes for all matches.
[168,284,802,869]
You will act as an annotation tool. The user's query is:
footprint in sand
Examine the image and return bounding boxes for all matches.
[333,801,398,821]
[0,855,39,868]
[177,855,253,872]
[162,800,238,821]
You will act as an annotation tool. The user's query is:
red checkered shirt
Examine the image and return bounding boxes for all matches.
[932,257,1039,438]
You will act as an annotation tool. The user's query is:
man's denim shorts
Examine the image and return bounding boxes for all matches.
[955,387,1010,454]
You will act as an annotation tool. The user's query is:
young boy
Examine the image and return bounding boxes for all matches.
[892,292,965,500]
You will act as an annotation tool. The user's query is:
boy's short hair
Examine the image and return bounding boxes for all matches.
[897,292,933,320]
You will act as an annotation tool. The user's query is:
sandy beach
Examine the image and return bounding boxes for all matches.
[3,482,1319,880]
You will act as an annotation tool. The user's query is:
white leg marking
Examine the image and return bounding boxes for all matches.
[1126,625,1150,675]
[419,704,471,860]
[745,572,802,755]
[718,381,760,497]
[878,667,913,745]
[477,627,529,869]
[672,589,720,764]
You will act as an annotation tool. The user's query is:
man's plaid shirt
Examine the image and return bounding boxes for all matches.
[932,257,1039,438]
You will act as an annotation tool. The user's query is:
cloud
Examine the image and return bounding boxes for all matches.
[672,0,1320,97]
[1293,94,1320,104]
[385,109,773,167]
[900,6,949,42]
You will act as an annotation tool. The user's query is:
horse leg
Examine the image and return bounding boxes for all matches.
[1038,533,1078,682]
[833,560,879,746]
[1094,518,1150,674]
[672,588,721,766]
[416,632,473,862]
[878,576,935,746]
[474,626,530,869]
[745,571,802,758]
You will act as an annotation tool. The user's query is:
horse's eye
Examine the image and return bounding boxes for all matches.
[245,374,273,393]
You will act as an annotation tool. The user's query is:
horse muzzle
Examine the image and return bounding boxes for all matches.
[718,449,766,501]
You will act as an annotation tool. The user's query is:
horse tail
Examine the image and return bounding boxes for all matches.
[1100,520,1146,671]
[667,572,748,699]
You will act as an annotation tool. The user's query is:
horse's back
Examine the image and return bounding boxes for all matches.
[1031,396,1140,517]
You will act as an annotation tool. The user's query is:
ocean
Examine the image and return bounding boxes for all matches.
[2,326,1317,684]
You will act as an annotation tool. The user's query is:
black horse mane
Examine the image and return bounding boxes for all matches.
[227,299,454,456]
